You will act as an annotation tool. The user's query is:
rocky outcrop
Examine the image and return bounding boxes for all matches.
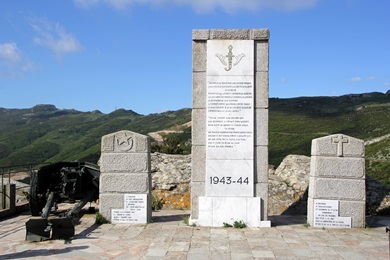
[150,153,390,215]
[151,153,191,209]
[366,175,390,215]
[268,155,310,215]
[364,133,390,146]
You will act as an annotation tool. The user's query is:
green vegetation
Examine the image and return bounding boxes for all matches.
[152,136,185,155]
[182,215,190,225]
[366,137,390,185]
[161,129,192,154]
[223,220,247,228]
[267,93,390,186]
[1,141,60,166]
[0,92,389,185]
[0,106,191,166]
[223,222,233,228]
[151,193,163,211]
[269,94,390,166]
[233,220,247,228]
[95,212,109,224]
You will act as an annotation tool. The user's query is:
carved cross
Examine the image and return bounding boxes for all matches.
[332,135,348,157]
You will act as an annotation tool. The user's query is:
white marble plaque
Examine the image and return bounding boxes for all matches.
[111,194,147,224]
[207,40,254,76]
[207,75,254,160]
[313,199,351,228]
[111,209,135,223]
[206,160,253,196]
[206,40,254,197]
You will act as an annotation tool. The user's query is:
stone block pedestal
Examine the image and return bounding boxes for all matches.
[307,134,365,228]
[99,130,152,223]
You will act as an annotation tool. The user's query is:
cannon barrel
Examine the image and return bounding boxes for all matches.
[41,192,55,219]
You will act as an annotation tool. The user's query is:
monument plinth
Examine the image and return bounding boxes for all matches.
[99,130,152,224]
[307,134,366,228]
[190,29,270,227]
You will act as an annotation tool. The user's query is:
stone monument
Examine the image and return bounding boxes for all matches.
[307,134,366,228]
[99,130,152,223]
[190,29,270,227]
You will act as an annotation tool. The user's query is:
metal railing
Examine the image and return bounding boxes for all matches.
[0,164,43,209]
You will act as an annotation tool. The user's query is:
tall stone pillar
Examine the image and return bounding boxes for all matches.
[99,130,152,223]
[190,29,270,227]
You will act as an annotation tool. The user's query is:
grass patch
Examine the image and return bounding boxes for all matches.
[223,220,247,228]
[95,212,109,224]
[182,215,190,225]
[223,222,233,228]
[151,193,163,211]
[233,220,247,228]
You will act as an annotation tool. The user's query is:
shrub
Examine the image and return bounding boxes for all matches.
[95,212,108,224]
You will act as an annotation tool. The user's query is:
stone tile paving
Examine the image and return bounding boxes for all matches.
[0,210,389,259]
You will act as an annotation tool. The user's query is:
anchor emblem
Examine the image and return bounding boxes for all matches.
[215,45,245,71]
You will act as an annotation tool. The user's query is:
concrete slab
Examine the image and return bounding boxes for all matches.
[0,210,389,259]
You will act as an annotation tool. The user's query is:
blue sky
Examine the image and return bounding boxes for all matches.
[0,0,389,115]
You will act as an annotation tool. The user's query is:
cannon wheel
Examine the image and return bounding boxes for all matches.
[29,171,45,216]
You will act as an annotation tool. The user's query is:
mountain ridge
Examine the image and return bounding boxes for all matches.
[0,91,389,185]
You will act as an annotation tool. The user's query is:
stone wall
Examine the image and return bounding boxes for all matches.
[150,153,390,215]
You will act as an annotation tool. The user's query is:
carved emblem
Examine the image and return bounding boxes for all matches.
[332,135,348,157]
[116,133,133,151]
[215,45,245,71]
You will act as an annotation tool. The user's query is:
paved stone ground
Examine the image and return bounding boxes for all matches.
[0,208,389,259]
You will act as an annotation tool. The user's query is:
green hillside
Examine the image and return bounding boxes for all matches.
[269,93,390,165]
[0,105,191,166]
[0,91,389,185]
[268,92,390,185]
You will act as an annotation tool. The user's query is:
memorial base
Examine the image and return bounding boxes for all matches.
[189,196,264,227]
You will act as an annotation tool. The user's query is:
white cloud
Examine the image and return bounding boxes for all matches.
[350,77,362,82]
[384,82,390,86]
[0,42,37,79]
[21,61,38,72]
[0,43,22,64]
[74,0,318,13]
[281,78,288,84]
[350,76,381,83]
[31,18,82,59]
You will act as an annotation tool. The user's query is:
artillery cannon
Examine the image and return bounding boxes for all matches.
[26,162,100,241]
